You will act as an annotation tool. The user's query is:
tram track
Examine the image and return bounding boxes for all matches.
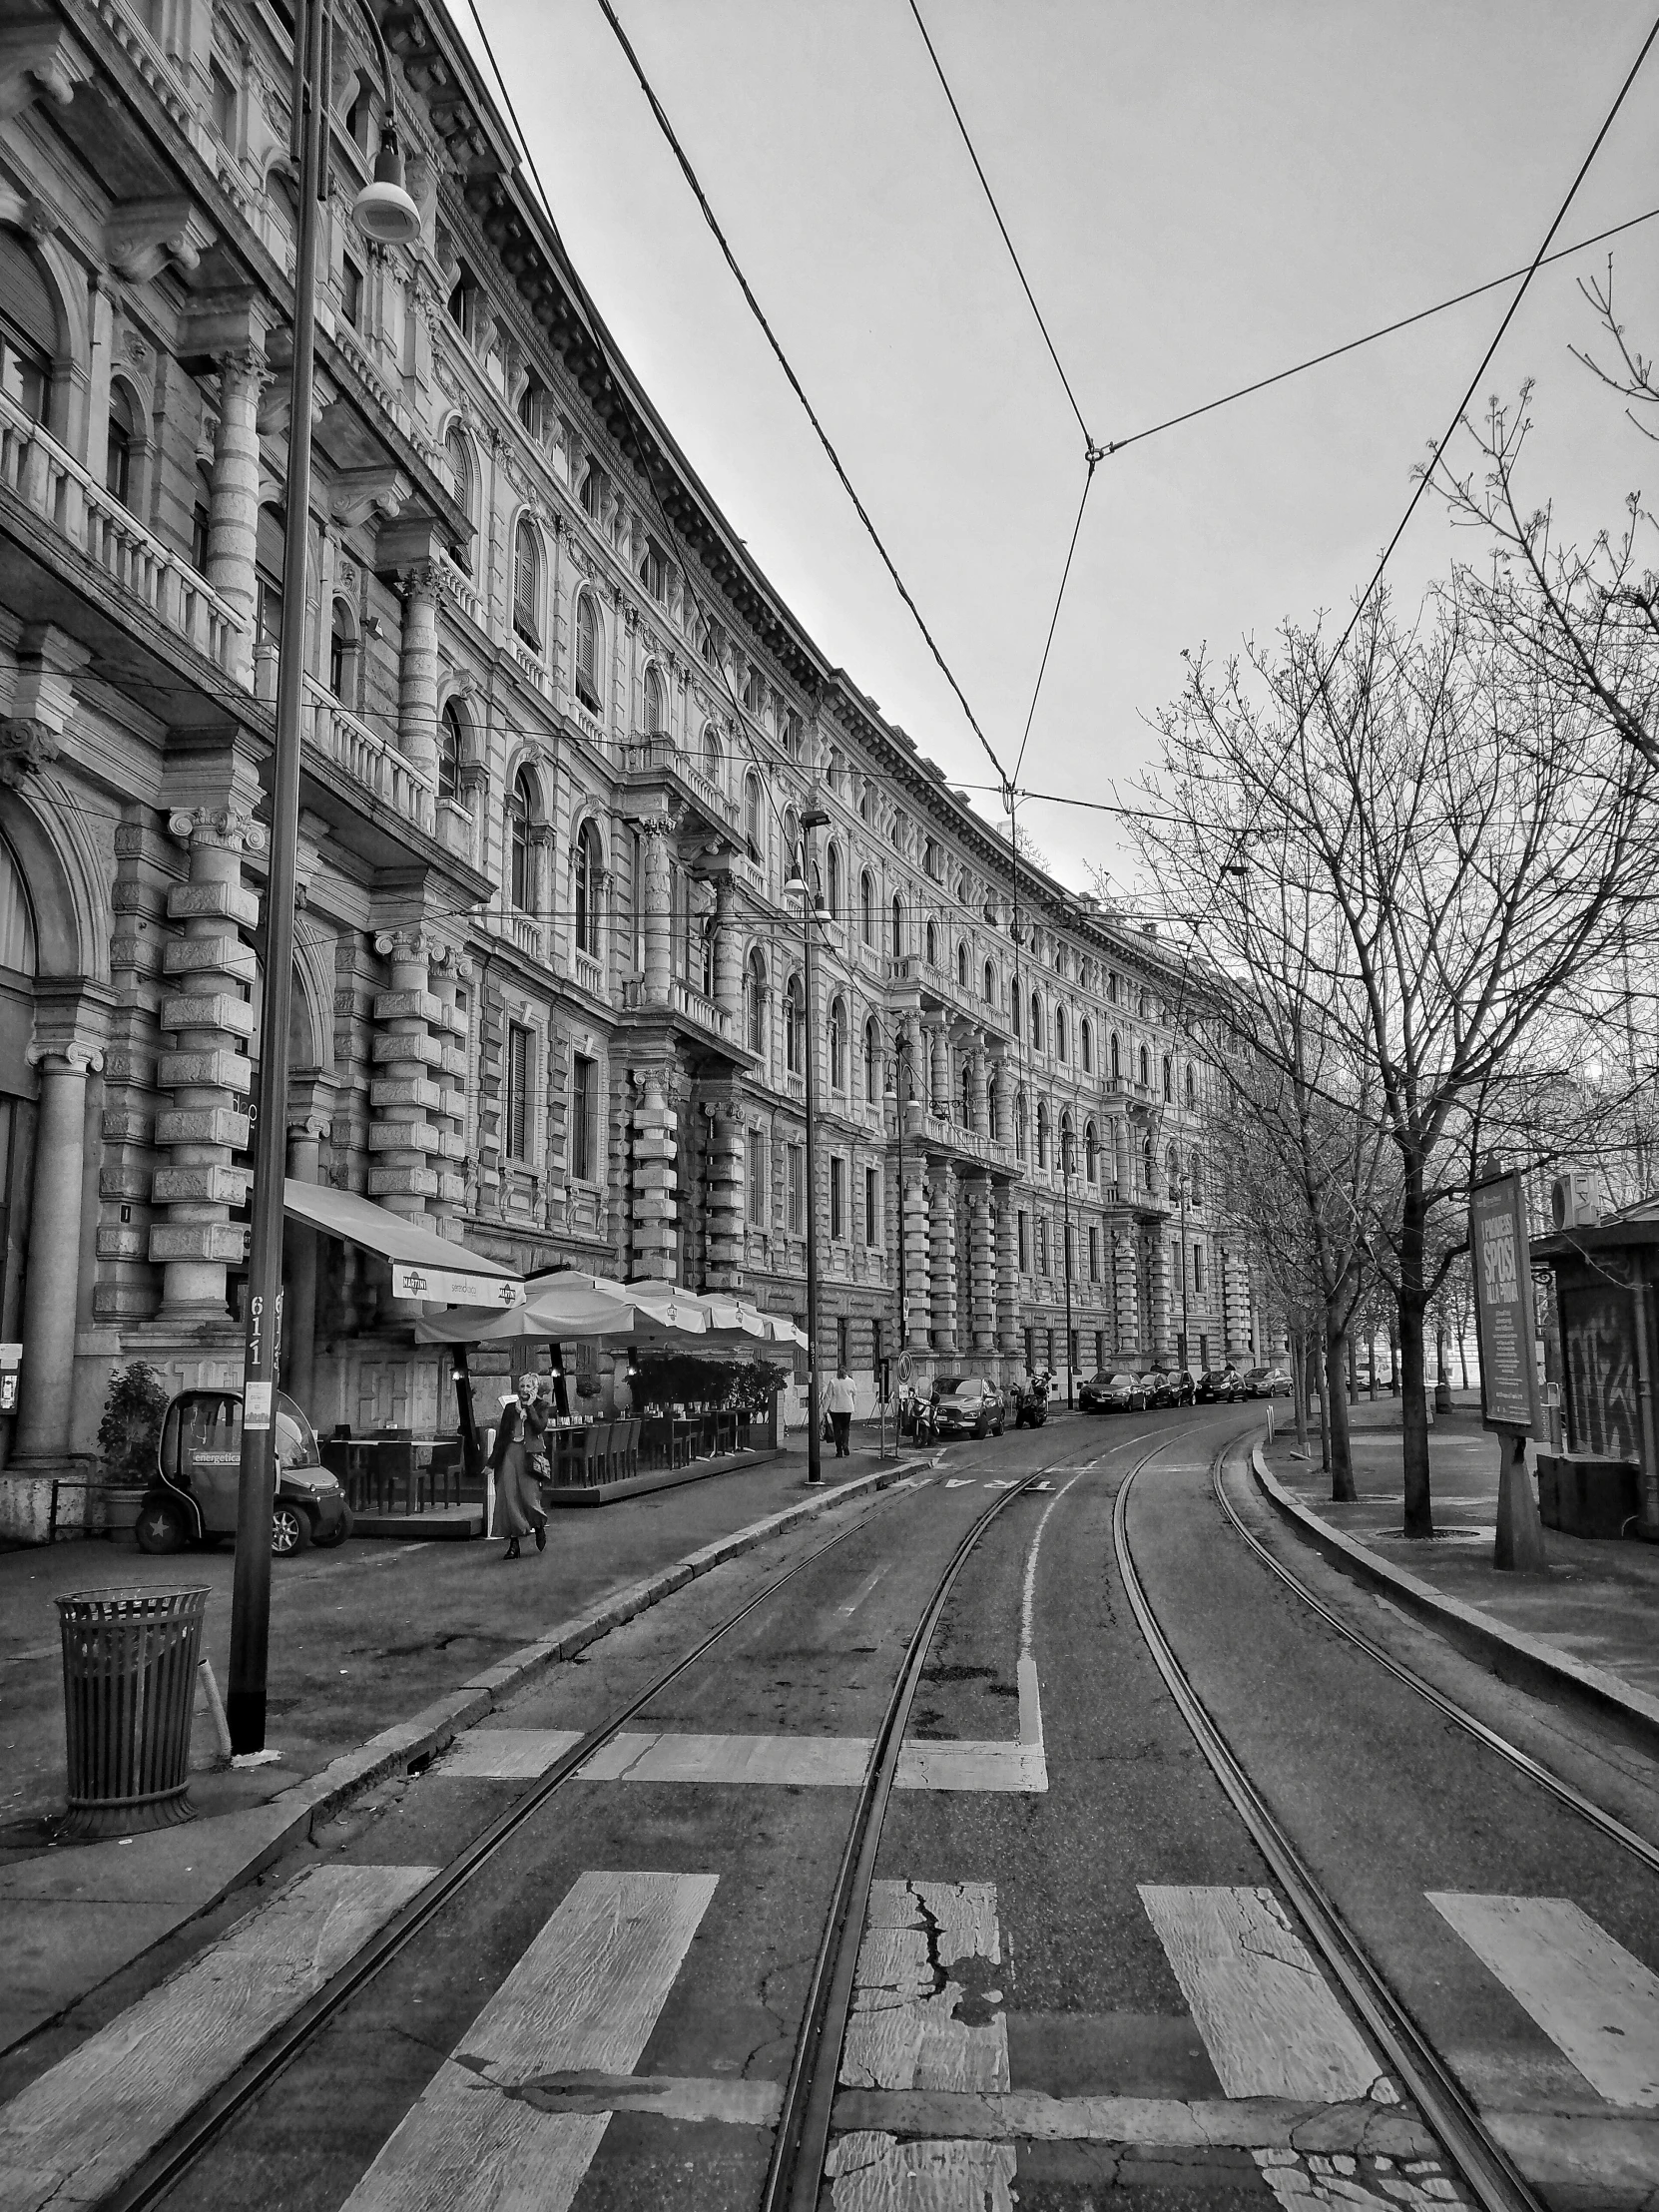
[1115,1441,1551,2212]
[99,1431,1120,2212]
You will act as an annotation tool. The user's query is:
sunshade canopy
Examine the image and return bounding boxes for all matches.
[283,1180,523,1309]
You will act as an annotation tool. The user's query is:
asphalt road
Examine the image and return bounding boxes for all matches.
[13,1400,1659,2211]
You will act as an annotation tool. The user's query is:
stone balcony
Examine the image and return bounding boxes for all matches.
[619,733,742,846]
[302,677,438,839]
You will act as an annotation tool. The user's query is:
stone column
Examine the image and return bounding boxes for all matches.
[987,1039,1011,1145]
[1149,1233,1174,1363]
[706,1108,743,1289]
[631,1071,678,1279]
[1113,1112,1131,1198]
[642,820,673,1006]
[902,1165,931,1353]
[1113,1228,1139,1357]
[994,1191,1019,1355]
[283,1106,328,1410]
[1222,1245,1252,1363]
[967,1048,988,1139]
[712,878,743,1029]
[966,1174,995,1355]
[151,807,261,1316]
[427,945,468,1234]
[368,929,445,1227]
[928,1020,950,1116]
[209,349,269,685]
[929,1161,957,1356]
[13,1041,101,1462]
[396,564,441,777]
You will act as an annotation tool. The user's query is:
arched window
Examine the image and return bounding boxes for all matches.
[747,948,768,1055]
[1059,1109,1074,1177]
[860,868,874,945]
[642,663,667,737]
[891,893,904,959]
[0,829,38,975]
[1167,1142,1181,1191]
[0,230,57,423]
[1015,1089,1028,1160]
[507,768,535,912]
[1012,990,1020,1040]
[960,1060,973,1126]
[1030,991,1043,1051]
[783,807,801,884]
[983,957,995,1003]
[1084,1120,1099,1182]
[106,384,137,508]
[704,725,723,785]
[512,518,540,646]
[986,1066,1000,1136]
[1037,1099,1051,1171]
[745,773,764,859]
[438,699,464,804]
[829,995,846,1089]
[1110,1030,1121,1080]
[1186,1064,1196,1106]
[328,598,356,703]
[1108,971,1119,1005]
[785,972,806,1075]
[445,427,475,571]
[574,589,602,714]
[956,939,968,989]
[1081,1018,1093,1075]
[1055,1006,1068,1063]
[1162,1053,1173,1102]
[924,919,937,966]
[1189,1151,1205,1205]
[573,820,603,954]
[1142,1133,1154,1189]
[864,1016,879,1104]
[827,842,841,920]
[1138,1043,1150,1087]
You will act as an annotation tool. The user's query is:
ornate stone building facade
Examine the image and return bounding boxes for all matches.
[0,0,1262,1532]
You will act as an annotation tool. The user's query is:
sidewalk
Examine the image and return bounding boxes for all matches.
[0,1434,918,2057]
[1255,1394,1659,1734]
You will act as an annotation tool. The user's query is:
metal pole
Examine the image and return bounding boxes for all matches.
[892,1036,906,1454]
[1178,1173,1190,1375]
[1062,1134,1074,1407]
[227,0,325,1757]
[803,845,823,1485]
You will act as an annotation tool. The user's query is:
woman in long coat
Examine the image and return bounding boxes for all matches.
[490,1371,548,1559]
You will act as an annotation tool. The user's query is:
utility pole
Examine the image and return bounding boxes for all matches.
[789,807,830,1484]
[1061,1122,1075,1407]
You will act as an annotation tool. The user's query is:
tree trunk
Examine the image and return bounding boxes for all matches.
[1388,1316,1400,1395]
[1326,1317,1356,1500]
[1368,1331,1379,1399]
[1457,1327,1469,1391]
[1434,1318,1453,1413]
[1347,1335,1359,1404]
[1293,1331,1309,1452]
[1398,1161,1434,1536]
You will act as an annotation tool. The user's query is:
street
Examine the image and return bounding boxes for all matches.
[4,1404,1655,2210]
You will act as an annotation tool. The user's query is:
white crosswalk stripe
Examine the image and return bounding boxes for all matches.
[339,1870,717,2212]
[1428,1893,1659,2108]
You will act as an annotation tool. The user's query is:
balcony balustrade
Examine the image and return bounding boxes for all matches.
[304,678,438,837]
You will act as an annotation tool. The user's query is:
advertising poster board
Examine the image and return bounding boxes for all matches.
[1470,1170,1541,1435]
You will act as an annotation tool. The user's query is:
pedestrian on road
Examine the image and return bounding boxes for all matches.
[490,1370,548,1559]
[826,1364,856,1458]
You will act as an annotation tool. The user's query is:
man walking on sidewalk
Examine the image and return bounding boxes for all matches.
[827,1364,856,1457]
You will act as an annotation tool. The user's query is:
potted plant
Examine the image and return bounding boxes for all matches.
[96,1362,171,1534]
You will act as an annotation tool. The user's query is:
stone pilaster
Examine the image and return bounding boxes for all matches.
[14,1035,102,1463]
[967,1048,988,1138]
[902,1163,931,1353]
[426,945,469,1233]
[631,1070,679,1279]
[706,1108,744,1289]
[1113,1227,1139,1357]
[966,1174,995,1354]
[1222,1245,1253,1363]
[368,928,446,1226]
[641,819,673,1006]
[1149,1232,1174,1363]
[987,1038,1011,1145]
[929,1161,957,1356]
[994,1190,1020,1355]
[1113,1112,1131,1198]
[150,806,261,1317]
[396,564,441,776]
[928,1018,949,1115]
[712,877,742,1026]
[209,348,269,685]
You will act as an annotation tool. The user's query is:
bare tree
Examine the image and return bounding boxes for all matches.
[1139,590,1659,1536]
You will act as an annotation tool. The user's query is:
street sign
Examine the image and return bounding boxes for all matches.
[390,1264,527,1309]
[896,1350,912,1385]
[1469,1171,1541,1433]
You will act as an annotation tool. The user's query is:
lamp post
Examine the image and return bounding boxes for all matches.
[786,805,830,1485]
[885,1027,914,1452]
[1061,1122,1075,1408]
[1175,1170,1191,1378]
[226,0,419,1758]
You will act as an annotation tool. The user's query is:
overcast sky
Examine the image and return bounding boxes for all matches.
[452,1,1659,901]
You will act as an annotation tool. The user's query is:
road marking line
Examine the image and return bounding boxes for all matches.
[1139,1887,1386,2104]
[0,1864,436,2212]
[438,1729,585,1781]
[826,2088,1436,2155]
[839,1564,891,1616]
[580,1732,870,1787]
[1427,1893,1659,2107]
[340,1870,717,2212]
[943,1477,974,1489]
[830,1881,1015,2208]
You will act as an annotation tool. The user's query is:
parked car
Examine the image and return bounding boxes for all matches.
[1195,1367,1246,1402]
[933,1376,1007,1439]
[1243,1366,1293,1397]
[1146,1369,1198,1408]
[1011,1371,1050,1428]
[134,1387,350,1556]
[1079,1371,1150,1413]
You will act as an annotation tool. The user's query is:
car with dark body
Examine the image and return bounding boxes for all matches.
[932,1376,1007,1438]
[1195,1367,1246,1402]
[1146,1369,1199,1408]
[135,1387,350,1556]
[1079,1371,1151,1413]
[1243,1366,1293,1397]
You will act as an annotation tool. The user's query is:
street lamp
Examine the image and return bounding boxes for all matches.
[884,1028,915,1451]
[1175,1168,1191,1378]
[785,805,830,1485]
[227,0,421,1758]
[1060,1120,1075,1408]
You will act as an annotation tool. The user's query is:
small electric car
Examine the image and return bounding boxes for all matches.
[134,1387,350,1556]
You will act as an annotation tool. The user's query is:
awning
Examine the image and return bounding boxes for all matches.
[283,1180,524,1309]
[414,1275,708,1347]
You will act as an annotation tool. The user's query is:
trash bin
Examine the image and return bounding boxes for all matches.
[56,1585,209,1839]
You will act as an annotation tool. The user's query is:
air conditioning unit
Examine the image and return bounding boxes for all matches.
[1550,1172,1601,1231]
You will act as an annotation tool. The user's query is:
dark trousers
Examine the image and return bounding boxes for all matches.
[830,1410,851,1456]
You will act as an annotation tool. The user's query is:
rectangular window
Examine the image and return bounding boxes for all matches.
[571,1053,594,1181]
[210,57,237,142]
[872,1319,883,1380]
[1017,1210,1029,1273]
[748,1129,768,1227]
[340,257,362,330]
[639,537,667,600]
[787,1143,805,1237]
[1089,1225,1100,1282]
[1063,1221,1074,1281]
[864,1165,880,1247]
[1037,1216,1049,1276]
[580,459,607,521]
[1024,1327,1034,1371]
[1095,1330,1106,1371]
[505,1022,530,1162]
[830,1155,845,1242]
[1194,1242,1206,1296]
[836,1316,849,1370]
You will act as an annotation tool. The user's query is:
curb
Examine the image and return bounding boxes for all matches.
[1248,1445,1659,1755]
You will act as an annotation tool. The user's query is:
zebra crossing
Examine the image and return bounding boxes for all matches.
[2,1862,1652,2211]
